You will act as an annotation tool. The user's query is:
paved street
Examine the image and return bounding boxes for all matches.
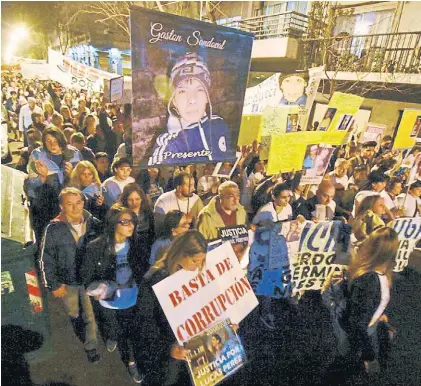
[8,266,419,386]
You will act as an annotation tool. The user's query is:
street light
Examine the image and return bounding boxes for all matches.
[3,44,16,63]
[15,25,28,39]
[4,25,29,62]
[9,25,28,43]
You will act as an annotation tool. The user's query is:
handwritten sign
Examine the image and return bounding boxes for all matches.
[153,242,258,344]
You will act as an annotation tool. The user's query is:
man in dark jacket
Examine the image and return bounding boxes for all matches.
[39,187,102,364]
[293,180,350,221]
[347,141,377,177]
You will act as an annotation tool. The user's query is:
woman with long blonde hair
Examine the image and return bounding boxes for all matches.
[133,230,207,385]
[43,101,55,122]
[344,226,398,373]
[69,160,106,220]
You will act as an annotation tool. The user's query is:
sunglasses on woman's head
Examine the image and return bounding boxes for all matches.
[118,219,134,226]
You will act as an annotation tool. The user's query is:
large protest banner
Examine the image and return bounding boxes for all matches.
[48,48,116,92]
[319,92,364,146]
[153,242,258,344]
[291,221,349,293]
[393,109,421,150]
[130,7,253,167]
[248,222,300,299]
[392,217,421,272]
[20,63,51,80]
[185,319,246,386]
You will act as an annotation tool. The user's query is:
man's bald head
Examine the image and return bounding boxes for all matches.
[316,181,335,206]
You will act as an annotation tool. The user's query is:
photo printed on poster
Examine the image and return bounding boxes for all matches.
[130,7,254,167]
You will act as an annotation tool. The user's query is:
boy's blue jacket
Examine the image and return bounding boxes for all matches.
[149,115,232,165]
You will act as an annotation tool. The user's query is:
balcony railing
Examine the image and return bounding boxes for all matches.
[304,31,421,73]
[221,11,309,40]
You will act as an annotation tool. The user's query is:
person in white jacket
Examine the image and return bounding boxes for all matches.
[19,97,43,145]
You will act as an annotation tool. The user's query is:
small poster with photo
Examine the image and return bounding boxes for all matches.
[286,113,299,133]
[185,319,246,386]
[336,114,354,131]
[318,108,337,131]
[361,123,385,145]
[213,152,242,178]
[301,144,335,184]
[411,115,421,138]
[109,76,124,102]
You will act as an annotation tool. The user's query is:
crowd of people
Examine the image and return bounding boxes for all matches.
[2,70,421,385]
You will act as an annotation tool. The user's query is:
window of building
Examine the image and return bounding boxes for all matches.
[216,15,241,26]
[263,1,309,15]
[334,10,394,36]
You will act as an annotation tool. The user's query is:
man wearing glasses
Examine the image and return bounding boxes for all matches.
[197,181,247,241]
[39,187,102,364]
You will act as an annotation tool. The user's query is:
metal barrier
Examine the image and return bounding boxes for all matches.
[221,11,309,39]
[304,31,421,73]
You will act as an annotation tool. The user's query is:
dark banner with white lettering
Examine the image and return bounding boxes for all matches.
[392,217,421,272]
[219,225,249,245]
[129,7,253,167]
[291,221,350,294]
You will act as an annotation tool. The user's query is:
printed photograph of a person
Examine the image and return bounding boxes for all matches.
[410,115,421,137]
[217,161,233,176]
[286,113,299,133]
[337,114,353,131]
[278,73,308,106]
[314,146,335,176]
[303,145,318,169]
[149,52,230,165]
[303,145,334,177]
[207,331,245,376]
[319,108,337,131]
[285,221,301,242]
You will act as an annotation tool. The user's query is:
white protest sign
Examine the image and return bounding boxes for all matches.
[302,66,323,130]
[20,63,52,80]
[213,152,241,178]
[392,218,421,272]
[361,123,385,145]
[291,221,348,293]
[110,76,124,102]
[153,242,258,344]
[242,74,282,114]
[48,48,115,92]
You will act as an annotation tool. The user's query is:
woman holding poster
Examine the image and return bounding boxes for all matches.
[133,231,208,385]
[149,53,231,165]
